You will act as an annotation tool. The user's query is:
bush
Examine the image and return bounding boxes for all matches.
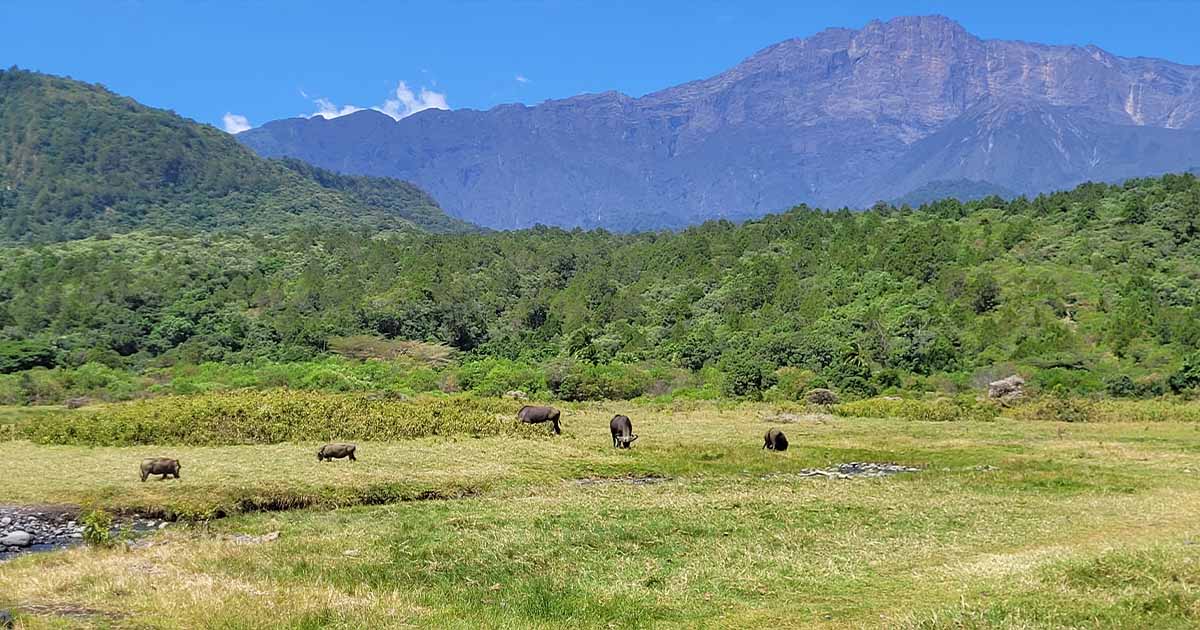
[0,339,57,373]
[1009,387,1096,422]
[454,358,547,397]
[81,508,118,548]
[764,368,816,402]
[721,355,776,399]
[1169,353,1200,394]
[23,390,545,446]
[833,396,1000,422]
[557,363,649,401]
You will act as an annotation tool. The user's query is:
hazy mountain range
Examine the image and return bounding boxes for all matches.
[240,15,1200,231]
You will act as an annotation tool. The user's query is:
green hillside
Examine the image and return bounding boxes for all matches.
[2,174,1199,403]
[0,67,473,241]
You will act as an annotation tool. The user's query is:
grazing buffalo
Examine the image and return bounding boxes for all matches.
[140,457,181,482]
[762,428,789,452]
[517,405,561,435]
[609,414,638,448]
[318,443,357,462]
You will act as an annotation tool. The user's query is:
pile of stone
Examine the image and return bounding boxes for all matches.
[1,507,83,555]
[1,506,165,560]
[987,375,1026,405]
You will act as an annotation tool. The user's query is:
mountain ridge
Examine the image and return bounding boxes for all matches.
[239,15,1200,230]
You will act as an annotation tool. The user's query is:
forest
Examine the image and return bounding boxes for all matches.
[0,68,472,241]
[2,172,1199,404]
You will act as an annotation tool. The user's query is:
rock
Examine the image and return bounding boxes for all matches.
[987,375,1026,405]
[504,390,528,401]
[65,396,92,409]
[0,531,33,547]
[0,517,9,526]
[343,549,361,557]
[806,388,839,405]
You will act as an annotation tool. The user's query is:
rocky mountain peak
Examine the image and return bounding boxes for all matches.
[239,16,1200,230]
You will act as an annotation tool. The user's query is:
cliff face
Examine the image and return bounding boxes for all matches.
[239,15,1200,229]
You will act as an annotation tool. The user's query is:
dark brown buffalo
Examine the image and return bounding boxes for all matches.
[517,405,561,435]
[762,428,789,452]
[318,443,357,462]
[140,457,181,482]
[609,414,638,448]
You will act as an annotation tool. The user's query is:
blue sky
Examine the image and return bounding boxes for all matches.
[4,1,1200,133]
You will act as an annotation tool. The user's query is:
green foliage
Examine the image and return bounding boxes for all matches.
[455,358,548,397]
[0,339,56,373]
[1009,387,1097,423]
[80,507,117,548]
[557,363,650,401]
[1169,352,1200,394]
[2,166,1200,402]
[0,68,471,241]
[23,391,544,446]
[833,396,1000,422]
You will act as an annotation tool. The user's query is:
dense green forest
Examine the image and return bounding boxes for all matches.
[2,172,1199,404]
[0,68,473,241]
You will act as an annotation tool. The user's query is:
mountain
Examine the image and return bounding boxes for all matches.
[892,180,1015,207]
[239,15,1200,231]
[0,68,474,242]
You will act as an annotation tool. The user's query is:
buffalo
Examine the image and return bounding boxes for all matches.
[762,428,789,452]
[318,443,357,462]
[609,414,638,448]
[140,457,181,482]
[517,405,561,435]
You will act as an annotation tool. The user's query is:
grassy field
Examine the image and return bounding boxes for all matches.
[2,401,1200,628]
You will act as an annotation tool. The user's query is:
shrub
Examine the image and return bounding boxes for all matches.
[81,508,117,548]
[557,363,649,401]
[1105,375,1136,398]
[1008,387,1096,422]
[1169,353,1200,394]
[721,355,776,399]
[23,390,544,446]
[454,358,547,397]
[764,367,816,402]
[833,396,1000,422]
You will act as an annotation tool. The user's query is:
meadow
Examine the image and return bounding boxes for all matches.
[1,398,1200,628]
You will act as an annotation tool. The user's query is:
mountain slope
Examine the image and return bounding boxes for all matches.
[239,15,1200,230]
[0,68,473,241]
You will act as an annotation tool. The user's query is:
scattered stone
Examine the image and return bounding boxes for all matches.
[504,390,528,400]
[343,549,361,557]
[1,505,160,561]
[987,375,1026,405]
[973,465,999,472]
[766,462,922,481]
[575,475,670,486]
[229,530,282,545]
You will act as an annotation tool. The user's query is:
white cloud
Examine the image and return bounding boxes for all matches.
[307,81,449,121]
[222,113,252,134]
[311,98,364,119]
[515,74,531,84]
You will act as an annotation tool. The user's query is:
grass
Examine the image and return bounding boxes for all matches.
[2,401,1200,627]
